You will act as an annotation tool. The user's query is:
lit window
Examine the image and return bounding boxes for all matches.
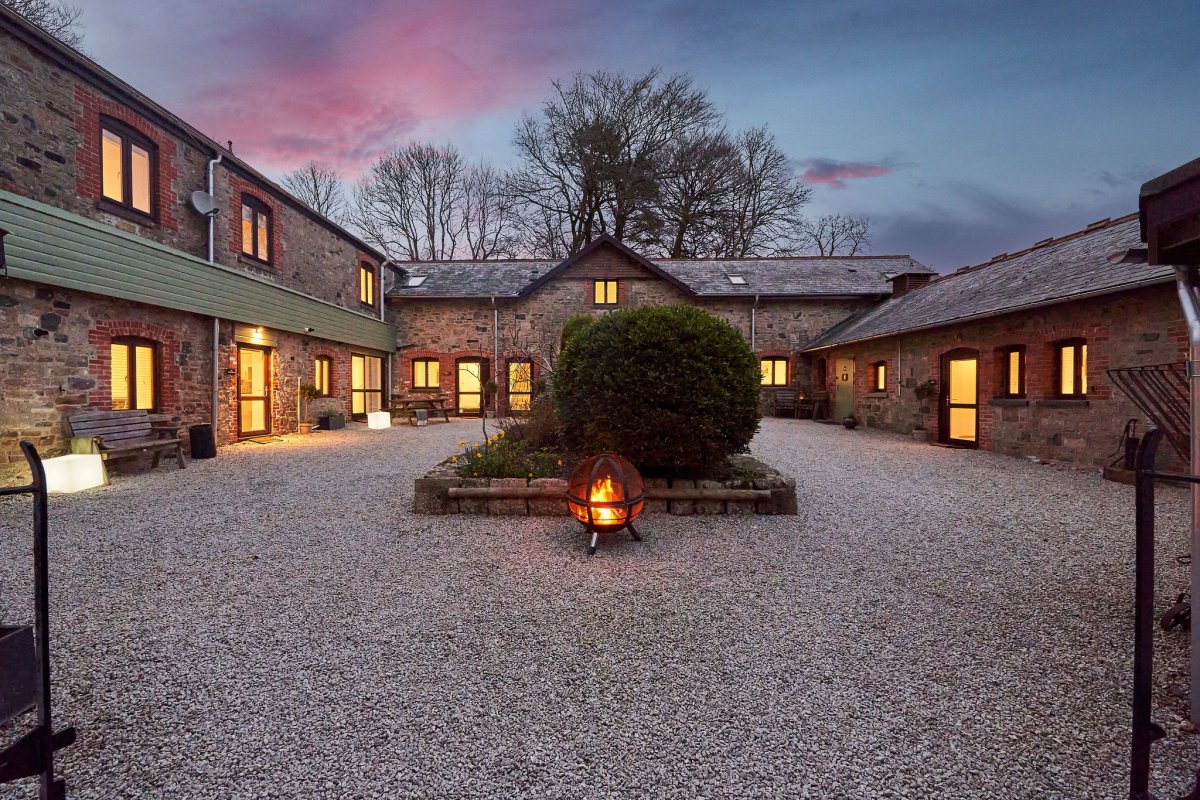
[872,361,887,392]
[412,358,439,390]
[352,354,383,414]
[314,356,332,397]
[1057,339,1087,397]
[241,196,272,264]
[359,262,376,307]
[727,274,747,285]
[760,358,788,386]
[406,276,427,287]
[111,337,157,411]
[100,119,155,217]
[1002,346,1025,397]
[508,360,533,412]
[594,279,618,305]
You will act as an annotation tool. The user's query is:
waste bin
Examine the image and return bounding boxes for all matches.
[189,424,216,459]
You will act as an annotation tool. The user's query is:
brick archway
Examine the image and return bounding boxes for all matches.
[88,320,182,413]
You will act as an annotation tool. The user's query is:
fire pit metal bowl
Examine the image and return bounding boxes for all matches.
[566,454,645,555]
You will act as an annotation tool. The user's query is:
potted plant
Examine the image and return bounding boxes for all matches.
[843,414,858,430]
[298,383,320,434]
[312,398,345,430]
[912,380,937,442]
[483,380,498,418]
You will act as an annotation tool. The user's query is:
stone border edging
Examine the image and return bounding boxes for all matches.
[413,455,797,516]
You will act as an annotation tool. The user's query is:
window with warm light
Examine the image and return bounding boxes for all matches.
[1001,346,1025,397]
[412,358,439,391]
[359,262,376,307]
[593,279,618,305]
[508,360,533,411]
[100,118,155,217]
[240,195,271,264]
[111,337,157,411]
[872,361,887,392]
[351,354,383,414]
[760,358,788,386]
[314,356,332,397]
[1056,339,1087,397]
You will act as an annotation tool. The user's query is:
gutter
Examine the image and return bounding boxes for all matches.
[801,275,1176,352]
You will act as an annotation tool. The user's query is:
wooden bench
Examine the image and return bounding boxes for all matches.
[66,410,186,471]
[797,391,830,421]
[771,390,799,418]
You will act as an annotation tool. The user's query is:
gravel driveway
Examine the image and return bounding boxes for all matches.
[1,417,1197,799]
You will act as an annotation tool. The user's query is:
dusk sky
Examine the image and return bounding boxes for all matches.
[74,0,1200,270]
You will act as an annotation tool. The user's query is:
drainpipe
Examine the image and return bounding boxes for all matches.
[750,294,759,351]
[206,153,224,434]
[492,297,500,418]
[1174,265,1200,724]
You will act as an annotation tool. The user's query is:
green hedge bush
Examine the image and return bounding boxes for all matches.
[554,304,761,477]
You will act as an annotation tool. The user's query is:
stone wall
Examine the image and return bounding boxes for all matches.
[811,283,1187,466]
[391,244,871,411]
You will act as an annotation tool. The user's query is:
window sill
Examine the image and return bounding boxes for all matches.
[1034,398,1089,408]
[864,392,889,398]
[96,198,157,227]
[988,398,1029,407]
[237,254,275,270]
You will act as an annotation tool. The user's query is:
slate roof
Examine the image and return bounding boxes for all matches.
[387,241,932,300]
[802,215,1173,351]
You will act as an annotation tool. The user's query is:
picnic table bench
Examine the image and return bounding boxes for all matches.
[391,395,452,425]
[66,409,186,471]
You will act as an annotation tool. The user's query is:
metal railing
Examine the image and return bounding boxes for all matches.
[1109,363,1191,460]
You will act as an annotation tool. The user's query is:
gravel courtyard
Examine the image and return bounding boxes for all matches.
[1,417,1198,799]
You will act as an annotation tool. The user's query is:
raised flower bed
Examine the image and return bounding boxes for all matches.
[413,454,797,516]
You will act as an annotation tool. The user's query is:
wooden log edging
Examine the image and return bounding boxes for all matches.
[414,455,796,517]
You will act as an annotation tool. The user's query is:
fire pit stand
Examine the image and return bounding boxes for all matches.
[566,454,646,555]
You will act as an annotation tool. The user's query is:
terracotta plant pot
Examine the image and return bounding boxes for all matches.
[298,421,315,435]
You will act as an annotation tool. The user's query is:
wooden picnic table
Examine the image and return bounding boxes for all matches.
[391,394,452,425]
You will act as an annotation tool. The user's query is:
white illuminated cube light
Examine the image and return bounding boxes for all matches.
[42,454,107,494]
[367,411,391,430]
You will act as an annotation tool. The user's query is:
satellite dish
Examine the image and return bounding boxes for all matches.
[190,191,220,216]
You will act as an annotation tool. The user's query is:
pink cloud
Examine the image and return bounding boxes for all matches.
[801,158,896,189]
[180,0,588,176]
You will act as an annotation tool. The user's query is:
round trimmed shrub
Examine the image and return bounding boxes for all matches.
[554,304,761,477]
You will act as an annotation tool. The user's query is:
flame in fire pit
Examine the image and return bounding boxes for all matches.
[578,475,624,526]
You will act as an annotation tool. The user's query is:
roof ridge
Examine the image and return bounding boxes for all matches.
[655,254,916,262]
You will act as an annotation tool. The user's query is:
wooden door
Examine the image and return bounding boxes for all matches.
[940,349,978,446]
[834,358,855,419]
[238,345,271,437]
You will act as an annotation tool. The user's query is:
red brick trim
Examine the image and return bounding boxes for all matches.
[228,175,283,271]
[88,320,182,414]
[74,85,179,232]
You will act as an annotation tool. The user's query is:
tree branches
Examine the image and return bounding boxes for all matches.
[2,0,83,47]
[281,161,348,224]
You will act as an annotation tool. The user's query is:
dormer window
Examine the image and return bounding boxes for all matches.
[406,276,427,287]
[727,274,747,286]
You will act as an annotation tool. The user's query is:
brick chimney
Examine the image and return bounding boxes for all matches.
[889,272,933,298]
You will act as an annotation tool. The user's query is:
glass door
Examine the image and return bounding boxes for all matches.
[457,360,483,415]
[940,350,978,446]
[238,345,270,437]
[351,354,383,415]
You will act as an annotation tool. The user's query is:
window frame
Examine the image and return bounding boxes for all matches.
[351,353,385,415]
[313,355,333,397]
[99,116,158,221]
[240,194,273,266]
[760,357,789,387]
[411,358,440,392]
[359,262,377,308]
[507,358,534,413]
[1055,338,1088,398]
[1001,345,1026,398]
[110,335,159,412]
[593,279,619,306]
[871,361,888,393]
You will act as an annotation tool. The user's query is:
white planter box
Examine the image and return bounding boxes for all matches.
[367,411,391,430]
[43,454,107,494]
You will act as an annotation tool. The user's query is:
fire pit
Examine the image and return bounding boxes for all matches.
[567,454,645,555]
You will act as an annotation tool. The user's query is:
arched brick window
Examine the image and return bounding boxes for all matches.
[111,336,159,411]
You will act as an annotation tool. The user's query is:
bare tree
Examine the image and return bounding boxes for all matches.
[510,68,720,256]
[795,214,872,256]
[639,128,739,258]
[712,127,814,257]
[353,142,521,261]
[281,161,348,224]
[2,0,83,47]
